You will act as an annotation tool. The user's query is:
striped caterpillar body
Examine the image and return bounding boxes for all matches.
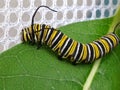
[22,5,120,64]
[22,24,120,64]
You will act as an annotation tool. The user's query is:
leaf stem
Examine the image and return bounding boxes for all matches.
[109,5,120,32]
[83,59,101,90]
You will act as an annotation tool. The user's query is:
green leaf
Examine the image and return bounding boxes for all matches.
[0,6,120,90]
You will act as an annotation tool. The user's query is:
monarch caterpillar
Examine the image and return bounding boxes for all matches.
[22,5,120,64]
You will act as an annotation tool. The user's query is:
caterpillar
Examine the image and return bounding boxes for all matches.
[22,5,120,64]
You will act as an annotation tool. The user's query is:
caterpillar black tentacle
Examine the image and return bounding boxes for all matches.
[22,6,120,64]
[31,5,57,45]
[113,22,120,43]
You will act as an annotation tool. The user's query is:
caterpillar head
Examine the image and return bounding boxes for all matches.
[22,26,34,43]
[22,5,57,44]
[22,24,41,44]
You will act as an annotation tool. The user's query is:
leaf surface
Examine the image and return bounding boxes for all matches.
[0,6,120,90]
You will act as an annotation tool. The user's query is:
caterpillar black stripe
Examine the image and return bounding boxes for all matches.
[22,6,120,64]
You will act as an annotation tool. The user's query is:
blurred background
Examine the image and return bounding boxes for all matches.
[0,0,120,53]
